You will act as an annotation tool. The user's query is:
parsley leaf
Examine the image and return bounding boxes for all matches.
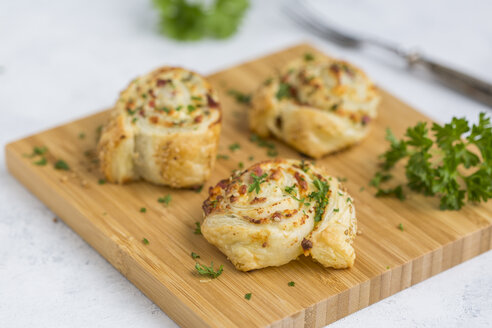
[244,293,252,300]
[372,113,492,210]
[195,261,223,278]
[158,194,172,205]
[191,252,200,259]
[276,82,291,100]
[228,89,251,104]
[248,173,268,194]
[194,222,202,234]
[54,160,70,171]
[308,178,330,222]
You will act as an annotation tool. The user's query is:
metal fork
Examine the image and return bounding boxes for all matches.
[285,0,492,107]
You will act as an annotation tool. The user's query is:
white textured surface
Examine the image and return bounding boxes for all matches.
[1,0,491,327]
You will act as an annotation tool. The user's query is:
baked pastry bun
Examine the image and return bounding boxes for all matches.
[249,54,380,158]
[97,67,221,188]
[201,159,357,271]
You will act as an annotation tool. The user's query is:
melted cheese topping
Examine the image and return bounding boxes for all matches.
[203,159,356,252]
[115,67,220,132]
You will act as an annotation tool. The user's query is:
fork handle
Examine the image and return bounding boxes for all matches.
[409,54,492,107]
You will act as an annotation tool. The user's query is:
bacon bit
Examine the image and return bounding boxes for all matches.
[229,195,238,203]
[301,238,313,250]
[239,185,247,195]
[247,216,263,224]
[251,165,263,177]
[194,115,203,123]
[330,64,340,74]
[284,209,298,218]
[207,94,219,108]
[53,217,58,223]
[139,109,145,117]
[149,116,159,124]
[289,86,297,98]
[148,100,155,108]
[262,242,267,248]
[217,179,229,189]
[275,116,283,129]
[216,195,224,202]
[250,197,267,205]
[361,115,371,126]
[271,212,282,221]
[294,172,308,191]
[270,168,281,181]
[148,89,155,97]
[156,79,170,87]
[202,200,214,215]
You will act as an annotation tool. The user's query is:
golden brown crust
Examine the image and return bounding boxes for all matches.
[201,159,357,271]
[250,54,380,158]
[97,67,221,188]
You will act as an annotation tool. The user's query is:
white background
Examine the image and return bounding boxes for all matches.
[1,0,491,327]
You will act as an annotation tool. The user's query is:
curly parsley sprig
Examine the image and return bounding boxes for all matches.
[371,113,492,210]
[308,178,330,222]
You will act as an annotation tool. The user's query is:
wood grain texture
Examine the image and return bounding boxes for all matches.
[5,43,492,328]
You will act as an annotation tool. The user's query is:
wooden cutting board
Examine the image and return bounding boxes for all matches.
[6,44,492,328]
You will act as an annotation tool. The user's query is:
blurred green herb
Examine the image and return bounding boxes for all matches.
[153,0,249,41]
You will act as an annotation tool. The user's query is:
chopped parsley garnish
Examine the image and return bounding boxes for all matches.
[98,179,106,185]
[248,173,268,194]
[376,186,405,201]
[194,185,203,193]
[330,104,339,111]
[132,117,138,123]
[304,53,315,61]
[359,186,365,192]
[142,238,149,245]
[194,222,202,234]
[398,223,404,231]
[288,281,295,287]
[176,105,182,111]
[25,146,48,158]
[308,178,330,222]
[195,262,223,278]
[227,89,251,104]
[160,107,171,113]
[250,134,278,157]
[54,160,70,171]
[216,154,229,160]
[372,113,492,210]
[191,96,202,101]
[333,208,339,212]
[285,185,309,206]
[229,142,240,152]
[244,293,252,300]
[158,194,172,205]
[338,177,348,182]
[187,105,196,113]
[140,207,147,213]
[238,162,244,169]
[34,157,47,166]
[191,252,200,259]
[386,265,390,269]
[276,82,291,100]
[300,159,309,173]
[79,132,86,139]
[248,155,254,161]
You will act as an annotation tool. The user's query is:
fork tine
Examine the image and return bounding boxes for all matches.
[285,0,361,47]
